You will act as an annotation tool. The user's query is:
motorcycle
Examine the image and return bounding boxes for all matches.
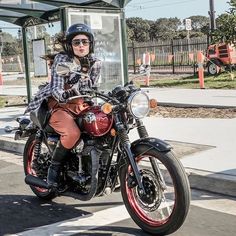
[5,63,190,235]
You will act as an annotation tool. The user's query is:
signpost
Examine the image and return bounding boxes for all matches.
[185,18,192,52]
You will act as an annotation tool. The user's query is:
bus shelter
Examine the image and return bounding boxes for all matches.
[0,0,131,102]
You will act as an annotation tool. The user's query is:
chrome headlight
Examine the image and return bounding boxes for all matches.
[128,91,150,119]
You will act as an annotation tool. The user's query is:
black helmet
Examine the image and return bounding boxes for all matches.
[65,23,94,56]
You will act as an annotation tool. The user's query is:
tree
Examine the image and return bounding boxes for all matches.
[213,13,236,43]
[126,17,151,42]
[149,17,181,41]
[211,1,236,43]
[1,32,22,56]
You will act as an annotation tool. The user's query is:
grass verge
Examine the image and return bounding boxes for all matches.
[140,71,236,89]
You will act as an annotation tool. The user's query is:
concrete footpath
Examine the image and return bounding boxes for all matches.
[0,87,235,197]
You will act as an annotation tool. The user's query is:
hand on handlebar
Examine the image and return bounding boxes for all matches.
[61,86,80,100]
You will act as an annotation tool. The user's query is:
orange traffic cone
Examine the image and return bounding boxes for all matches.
[197,51,205,89]
[198,67,204,89]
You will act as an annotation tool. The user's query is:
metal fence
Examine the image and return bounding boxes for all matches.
[128,37,208,74]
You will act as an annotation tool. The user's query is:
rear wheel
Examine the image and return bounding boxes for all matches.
[119,148,190,235]
[23,134,56,200]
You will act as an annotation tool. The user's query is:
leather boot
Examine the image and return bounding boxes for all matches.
[47,142,70,188]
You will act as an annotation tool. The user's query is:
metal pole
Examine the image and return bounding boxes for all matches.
[132,41,136,74]
[22,27,32,103]
[60,7,68,32]
[209,0,216,41]
[171,40,175,74]
[120,10,129,84]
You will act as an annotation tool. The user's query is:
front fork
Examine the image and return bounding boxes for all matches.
[136,119,167,190]
[116,117,148,194]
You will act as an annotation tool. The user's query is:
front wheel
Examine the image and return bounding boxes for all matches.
[119,148,190,235]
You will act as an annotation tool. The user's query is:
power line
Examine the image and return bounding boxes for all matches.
[128,0,162,7]
[126,0,198,12]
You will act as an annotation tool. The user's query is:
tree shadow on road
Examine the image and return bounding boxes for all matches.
[0,194,123,236]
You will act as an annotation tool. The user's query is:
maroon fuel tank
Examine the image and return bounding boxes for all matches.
[81,106,113,137]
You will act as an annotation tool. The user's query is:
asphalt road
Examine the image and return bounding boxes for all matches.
[0,150,235,236]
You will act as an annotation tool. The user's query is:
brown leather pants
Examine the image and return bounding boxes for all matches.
[49,109,81,149]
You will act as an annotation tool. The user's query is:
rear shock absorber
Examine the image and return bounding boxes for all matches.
[34,130,43,160]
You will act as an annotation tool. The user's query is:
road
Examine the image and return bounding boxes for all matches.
[0,150,235,236]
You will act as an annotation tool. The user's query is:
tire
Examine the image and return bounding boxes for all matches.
[119,147,191,235]
[23,134,56,200]
[207,60,221,75]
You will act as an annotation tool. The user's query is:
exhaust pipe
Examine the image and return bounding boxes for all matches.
[25,175,49,189]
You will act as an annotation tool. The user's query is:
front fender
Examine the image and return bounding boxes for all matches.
[131,137,172,155]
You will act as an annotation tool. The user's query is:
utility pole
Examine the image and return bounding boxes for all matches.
[209,0,216,42]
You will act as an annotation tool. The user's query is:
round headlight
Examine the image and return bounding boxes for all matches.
[128,91,150,119]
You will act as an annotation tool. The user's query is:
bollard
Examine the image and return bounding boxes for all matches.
[197,51,205,89]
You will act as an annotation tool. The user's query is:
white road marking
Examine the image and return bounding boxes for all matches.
[190,192,236,216]
[11,205,131,236]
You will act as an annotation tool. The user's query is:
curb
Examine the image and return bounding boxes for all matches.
[158,102,236,109]
[0,136,25,154]
[185,168,236,197]
[0,136,235,197]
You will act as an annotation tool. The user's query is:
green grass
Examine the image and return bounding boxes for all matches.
[142,71,236,89]
[0,97,6,108]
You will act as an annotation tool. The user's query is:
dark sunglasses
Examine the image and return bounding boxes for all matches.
[71,39,90,47]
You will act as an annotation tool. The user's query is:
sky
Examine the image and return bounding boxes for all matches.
[125,0,229,20]
[0,0,230,36]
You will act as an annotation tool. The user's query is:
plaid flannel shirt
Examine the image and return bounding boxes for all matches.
[25,53,101,113]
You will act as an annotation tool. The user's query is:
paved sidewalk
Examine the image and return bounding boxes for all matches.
[143,88,236,108]
[0,88,235,197]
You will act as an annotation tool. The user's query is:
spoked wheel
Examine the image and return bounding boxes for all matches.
[23,134,56,200]
[119,148,191,235]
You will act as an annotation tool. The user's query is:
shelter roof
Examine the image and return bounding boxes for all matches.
[0,0,131,27]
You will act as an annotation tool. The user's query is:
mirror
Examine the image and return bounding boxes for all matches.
[4,125,15,133]
[56,62,81,76]
[56,63,70,76]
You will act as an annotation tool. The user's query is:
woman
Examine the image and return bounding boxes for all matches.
[25,23,101,188]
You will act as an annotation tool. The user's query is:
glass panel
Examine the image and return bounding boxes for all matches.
[0,0,56,11]
[0,9,25,17]
[68,8,124,91]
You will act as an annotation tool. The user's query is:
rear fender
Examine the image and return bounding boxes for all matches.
[131,137,172,156]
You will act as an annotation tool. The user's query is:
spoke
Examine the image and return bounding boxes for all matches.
[161,195,173,216]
